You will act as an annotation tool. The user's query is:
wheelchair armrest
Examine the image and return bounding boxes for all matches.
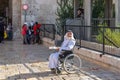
[61,50,73,55]
[61,49,72,52]
[59,50,73,59]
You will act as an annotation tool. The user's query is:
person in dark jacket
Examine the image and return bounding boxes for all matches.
[26,27,32,44]
[76,8,84,19]
[0,21,4,43]
[6,23,13,40]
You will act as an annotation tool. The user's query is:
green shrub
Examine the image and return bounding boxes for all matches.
[56,0,74,39]
[96,28,120,47]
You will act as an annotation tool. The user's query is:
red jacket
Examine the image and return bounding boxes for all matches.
[37,24,41,29]
[21,25,27,36]
[33,24,37,35]
[33,23,41,35]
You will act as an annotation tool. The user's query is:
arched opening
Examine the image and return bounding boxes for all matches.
[0,0,12,27]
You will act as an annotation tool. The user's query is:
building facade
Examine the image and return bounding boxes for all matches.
[5,0,57,31]
[2,0,120,32]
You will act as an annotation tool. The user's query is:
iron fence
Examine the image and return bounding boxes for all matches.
[65,25,120,57]
[40,24,56,40]
[92,18,115,27]
[40,23,120,58]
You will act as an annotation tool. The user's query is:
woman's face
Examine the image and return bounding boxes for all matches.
[77,10,81,15]
[67,32,72,37]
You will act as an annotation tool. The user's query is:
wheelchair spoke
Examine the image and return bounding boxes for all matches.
[63,54,82,74]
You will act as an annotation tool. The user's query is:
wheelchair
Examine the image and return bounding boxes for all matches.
[57,50,82,74]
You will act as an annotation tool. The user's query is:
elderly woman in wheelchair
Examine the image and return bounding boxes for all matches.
[49,30,81,74]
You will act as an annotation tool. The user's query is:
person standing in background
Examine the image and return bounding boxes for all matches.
[0,21,4,43]
[21,23,28,44]
[26,26,32,44]
[33,22,41,44]
[6,23,13,40]
[76,8,84,19]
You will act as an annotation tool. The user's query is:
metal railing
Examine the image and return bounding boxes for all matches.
[65,25,120,57]
[92,18,115,27]
[40,24,56,40]
[40,23,120,58]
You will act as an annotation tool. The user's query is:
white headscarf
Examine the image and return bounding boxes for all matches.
[64,31,75,40]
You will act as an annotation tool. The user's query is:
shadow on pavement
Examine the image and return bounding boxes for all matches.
[6,71,54,80]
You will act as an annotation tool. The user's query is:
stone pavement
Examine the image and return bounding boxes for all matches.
[0,40,120,80]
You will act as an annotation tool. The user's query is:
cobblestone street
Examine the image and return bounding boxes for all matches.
[0,39,120,80]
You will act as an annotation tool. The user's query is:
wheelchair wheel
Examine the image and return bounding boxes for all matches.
[63,54,82,74]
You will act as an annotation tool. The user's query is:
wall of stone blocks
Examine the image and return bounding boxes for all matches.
[12,0,21,39]
[81,40,120,55]
[21,0,57,25]
[11,0,58,39]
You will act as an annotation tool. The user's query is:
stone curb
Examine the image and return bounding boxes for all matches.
[42,37,120,72]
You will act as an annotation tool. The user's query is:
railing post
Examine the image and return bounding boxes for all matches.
[79,26,81,48]
[63,25,66,35]
[53,24,55,40]
[103,27,105,55]
[44,24,45,37]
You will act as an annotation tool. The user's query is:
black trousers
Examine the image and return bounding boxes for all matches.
[0,32,4,43]
[36,34,40,43]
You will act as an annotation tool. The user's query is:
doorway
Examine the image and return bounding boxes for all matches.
[0,0,12,27]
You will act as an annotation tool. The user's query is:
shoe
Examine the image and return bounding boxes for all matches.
[50,68,56,73]
[55,68,61,74]
[51,68,55,70]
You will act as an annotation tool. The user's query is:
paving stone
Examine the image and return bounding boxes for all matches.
[0,40,119,80]
[0,74,6,80]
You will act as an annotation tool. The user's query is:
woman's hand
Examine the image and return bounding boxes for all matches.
[49,46,60,51]
[56,47,60,51]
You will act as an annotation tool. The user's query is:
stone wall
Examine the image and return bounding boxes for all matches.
[11,0,58,39]
[81,40,120,55]
[12,0,21,39]
[21,0,57,25]
[42,37,120,72]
